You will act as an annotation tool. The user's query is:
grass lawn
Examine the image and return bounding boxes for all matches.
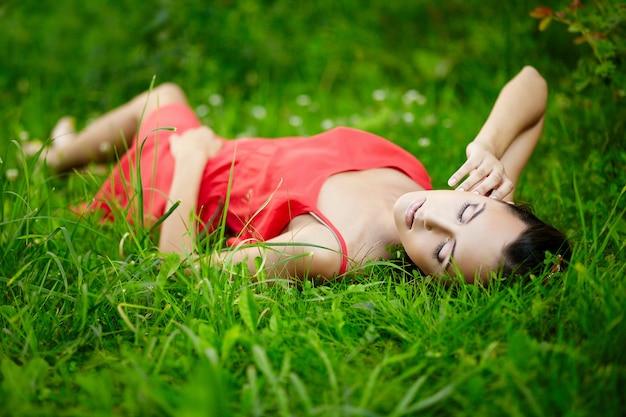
[1,0,625,416]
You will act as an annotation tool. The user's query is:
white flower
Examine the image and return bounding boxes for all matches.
[251,105,267,120]
[289,115,303,127]
[321,119,334,130]
[417,137,431,147]
[209,94,223,107]
[402,112,415,124]
[196,104,209,117]
[372,89,387,101]
[403,90,426,106]
[19,131,29,141]
[296,94,311,106]
[5,168,18,181]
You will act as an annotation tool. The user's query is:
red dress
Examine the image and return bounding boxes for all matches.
[91,103,432,273]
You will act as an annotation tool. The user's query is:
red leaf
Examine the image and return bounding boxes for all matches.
[530,6,553,19]
[570,0,583,11]
[590,32,606,41]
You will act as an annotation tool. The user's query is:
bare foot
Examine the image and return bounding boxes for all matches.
[22,117,76,169]
[21,140,45,158]
[50,117,76,148]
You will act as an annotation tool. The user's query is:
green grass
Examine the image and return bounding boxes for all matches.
[1,0,625,416]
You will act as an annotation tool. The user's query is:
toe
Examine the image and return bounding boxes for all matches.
[51,116,76,148]
[22,140,44,157]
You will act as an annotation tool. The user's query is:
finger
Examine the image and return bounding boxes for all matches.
[463,177,485,195]
[448,158,481,187]
[488,177,514,200]
[456,164,491,193]
[470,168,505,196]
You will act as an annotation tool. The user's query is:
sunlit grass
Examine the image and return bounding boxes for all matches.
[1,0,625,416]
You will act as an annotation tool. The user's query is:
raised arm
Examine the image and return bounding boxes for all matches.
[158,126,223,254]
[448,66,547,201]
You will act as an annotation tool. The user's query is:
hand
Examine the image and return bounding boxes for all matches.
[447,141,514,200]
[169,126,223,163]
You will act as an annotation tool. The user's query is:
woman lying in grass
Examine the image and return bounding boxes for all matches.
[36,66,570,284]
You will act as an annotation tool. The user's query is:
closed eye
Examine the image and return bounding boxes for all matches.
[457,202,470,222]
[433,237,453,264]
[458,202,486,223]
[433,239,447,263]
[438,202,485,268]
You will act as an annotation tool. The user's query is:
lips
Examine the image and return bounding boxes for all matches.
[405,198,426,229]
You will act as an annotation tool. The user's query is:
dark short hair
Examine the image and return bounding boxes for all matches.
[501,202,572,277]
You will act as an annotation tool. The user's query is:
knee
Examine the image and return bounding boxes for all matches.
[153,83,187,104]
[134,82,188,115]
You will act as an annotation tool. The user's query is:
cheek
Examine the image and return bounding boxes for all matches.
[449,249,496,283]
[401,236,435,275]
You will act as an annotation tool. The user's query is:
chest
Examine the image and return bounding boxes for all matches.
[316,168,423,263]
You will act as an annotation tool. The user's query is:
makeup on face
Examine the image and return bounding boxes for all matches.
[394,190,526,283]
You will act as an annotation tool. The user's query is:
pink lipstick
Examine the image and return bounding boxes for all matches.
[405,199,426,229]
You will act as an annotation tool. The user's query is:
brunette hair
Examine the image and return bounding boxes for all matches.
[501,202,572,277]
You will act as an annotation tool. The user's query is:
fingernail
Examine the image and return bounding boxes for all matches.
[448,177,456,186]
[490,194,498,199]
[457,187,464,192]
[472,190,479,195]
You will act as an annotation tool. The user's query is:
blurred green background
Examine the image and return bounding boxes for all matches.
[2,0,578,132]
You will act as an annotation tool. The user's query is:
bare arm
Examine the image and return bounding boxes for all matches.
[448,66,547,201]
[158,126,223,254]
[214,215,344,281]
[160,129,343,281]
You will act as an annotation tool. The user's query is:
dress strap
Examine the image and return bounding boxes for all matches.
[309,212,349,275]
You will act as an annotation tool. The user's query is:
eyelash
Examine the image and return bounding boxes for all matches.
[432,241,446,262]
[457,202,470,222]
[432,202,471,263]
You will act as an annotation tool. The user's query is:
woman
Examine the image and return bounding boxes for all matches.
[37,66,570,284]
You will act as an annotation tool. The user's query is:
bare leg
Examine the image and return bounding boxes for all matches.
[46,83,188,172]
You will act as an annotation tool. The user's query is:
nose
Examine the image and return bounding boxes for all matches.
[422,210,456,234]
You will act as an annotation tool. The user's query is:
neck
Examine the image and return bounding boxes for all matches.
[381,190,406,247]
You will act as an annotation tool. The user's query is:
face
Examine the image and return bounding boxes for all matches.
[393,190,527,284]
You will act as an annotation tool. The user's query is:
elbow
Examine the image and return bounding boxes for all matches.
[520,66,548,113]
[304,247,344,282]
[521,65,544,81]
[521,66,548,95]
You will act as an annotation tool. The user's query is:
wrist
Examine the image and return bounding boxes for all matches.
[170,155,206,189]
[472,127,505,158]
[468,136,496,156]
[173,151,209,166]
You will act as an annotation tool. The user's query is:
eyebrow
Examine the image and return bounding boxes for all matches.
[468,202,487,223]
[444,202,487,272]
[445,241,457,273]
